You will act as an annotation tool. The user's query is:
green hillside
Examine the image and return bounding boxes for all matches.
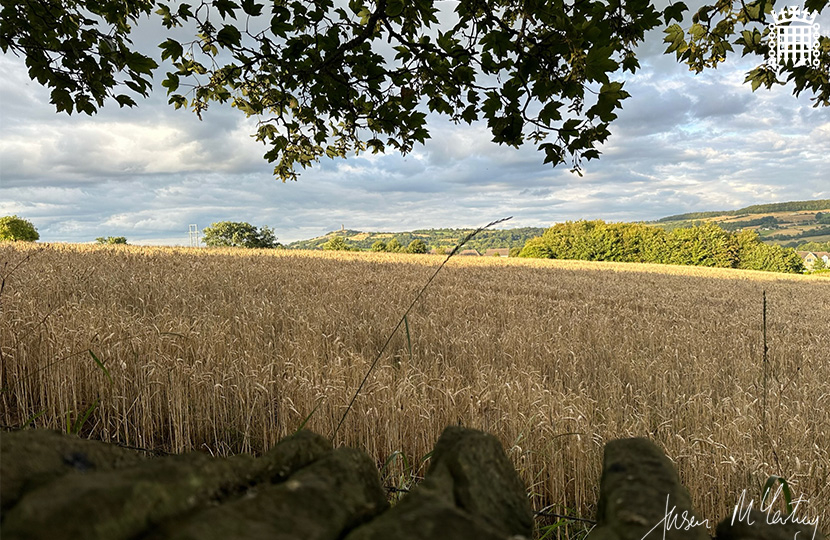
[656,199,830,222]
[287,227,546,253]
[651,199,830,249]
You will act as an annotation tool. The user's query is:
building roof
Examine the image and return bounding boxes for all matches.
[797,251,830,258]
[458,249,481,256]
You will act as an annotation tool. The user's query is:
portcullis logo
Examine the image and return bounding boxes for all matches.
[767,6,821,68]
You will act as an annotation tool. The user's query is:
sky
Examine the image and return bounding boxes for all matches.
[1,3,828,245]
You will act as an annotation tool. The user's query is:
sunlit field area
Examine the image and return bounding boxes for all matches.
[2,243,828,535]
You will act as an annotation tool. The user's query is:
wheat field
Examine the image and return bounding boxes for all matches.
[1,242,828,535]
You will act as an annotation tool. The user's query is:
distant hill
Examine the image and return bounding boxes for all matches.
[656,199,830,222]
[286,227,546,253]
[286,200,830,254]
[651,199,830,248]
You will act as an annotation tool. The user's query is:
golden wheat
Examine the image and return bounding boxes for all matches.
[1,242,828,535]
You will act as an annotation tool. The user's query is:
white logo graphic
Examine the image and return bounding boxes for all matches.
[767,5,821,68]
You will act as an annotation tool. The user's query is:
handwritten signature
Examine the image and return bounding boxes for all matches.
[637,485,821,540]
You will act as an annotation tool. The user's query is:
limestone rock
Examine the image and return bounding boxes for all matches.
[255,429,334,482]
[2,430,331,540]
[6,428,822,540]
[592,438,709,540]
[0,429,146,513]
[346,426,533,540]
[149,447,388,540]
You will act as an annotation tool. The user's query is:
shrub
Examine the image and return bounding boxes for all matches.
[0,215,39,242]
[322,236,352,251]
[95,236,127,245]
[518,238,553,258]
[406,239,427,254]
[386,238,402,253]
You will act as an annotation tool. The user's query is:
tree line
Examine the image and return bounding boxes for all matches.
[287,227,545,252]
[0,217,813,273]
[518,220,805,273]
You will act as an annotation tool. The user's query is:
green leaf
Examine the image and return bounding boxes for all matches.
[663,23,684,43]
[212,0,239,20]
[217,25,242,47]
[23,409,47,428]
[115,95,136,107]
[540,143,564,165]
[663,2,688,24]
[561,118,580,139]
[156,4,174,27]
[539,101,562,124]
[169,94,188,109]
[159,38,184,61]
[161,73,180,93]
[89,350,112,383]
[71,398,100,435]
[762,476,794,515]
[385,0,404,18]
[50,88,73,114]
[622,53,640,73]
[663,24,687,55]
[126,53,158,75]
[689,23,706,40]
[491,113,523,146]
[693,5,714,23]
[380,450,408,477]
[124,80,144,94]
[584,46,618,83]
[460,104,478,123]
[270,8,292,36]
[294,399,323,434]
[178,3,194,20]
[240,0,263,16]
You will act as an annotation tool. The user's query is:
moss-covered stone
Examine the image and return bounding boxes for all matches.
[1,430,332,540]
[3,451,252,540]
[593,438,709,540]
[346,426,533,540]
[0,429,147,513]
[254,429,333,482]
[149,447,387,540]
[5,428,823,540]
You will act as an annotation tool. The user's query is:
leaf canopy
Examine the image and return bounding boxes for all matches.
[2,0,827,180]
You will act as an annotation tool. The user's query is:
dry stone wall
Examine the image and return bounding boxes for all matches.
[0,427,824,540]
